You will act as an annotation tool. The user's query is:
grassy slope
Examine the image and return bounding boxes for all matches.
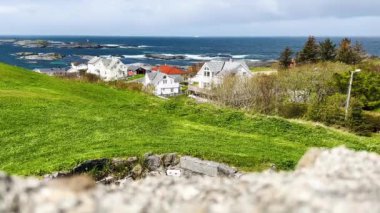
[0,63,378,175]
[250,67,276,72]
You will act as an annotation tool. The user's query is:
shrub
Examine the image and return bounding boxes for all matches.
[362,112,380,133]
[279,103,308,118]
[83,73,101,83]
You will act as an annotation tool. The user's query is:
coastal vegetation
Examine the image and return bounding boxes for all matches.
[0,63,378,175]
[215,37,380,135]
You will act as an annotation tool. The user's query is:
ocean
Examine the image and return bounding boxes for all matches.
[0,36,380,69]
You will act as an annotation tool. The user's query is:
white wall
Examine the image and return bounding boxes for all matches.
[155,77,180,96]
[87,59,128,81]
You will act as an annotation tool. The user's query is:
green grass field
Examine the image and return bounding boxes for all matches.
[0,63,378,175]
[127,74,145,81]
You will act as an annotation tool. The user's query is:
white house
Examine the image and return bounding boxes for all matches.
[144,71,180,96]
[87,56,128,81]
[67,62,88,73]
[190,60,252,89]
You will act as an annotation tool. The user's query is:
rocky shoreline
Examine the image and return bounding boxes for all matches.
[15,52,64,61]
[1,147,379,213]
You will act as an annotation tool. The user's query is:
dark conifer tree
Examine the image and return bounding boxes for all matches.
[297,36,320,64]
[336,38,359,64]
[279,47,294,69]
[319,38,336,61]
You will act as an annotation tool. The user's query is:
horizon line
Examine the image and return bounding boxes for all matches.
[1,35,380,38]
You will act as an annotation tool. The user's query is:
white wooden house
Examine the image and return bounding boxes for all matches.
[144,71,180,96]
[190,60,252,89]
[87,56,128,81]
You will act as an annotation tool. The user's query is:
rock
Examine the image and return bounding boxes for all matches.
[116,177,133,187]
[217,164,238,177]
[145,155,161,171]
[14,40,48,48]
[131,164,143,179]
[97,176,114,185]
[180,156,238,177]
[111,158,129,168]
[47,175,96,192]
[296,147,324,169]
[127,157,138,165]
[14,52,35,56]
[71,159,110,174]
[147,171,164,177]
[44,171,71,180]
[162,153,179,167]
[145,54,186,60]
[180,156,219,177]
[1,147,380,212]
[19,53,63,61]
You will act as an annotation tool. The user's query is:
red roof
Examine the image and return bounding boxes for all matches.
[152,65,186,75]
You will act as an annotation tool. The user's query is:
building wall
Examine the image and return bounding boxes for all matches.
[87,61,128,81]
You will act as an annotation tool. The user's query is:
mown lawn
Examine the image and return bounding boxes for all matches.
[0,63,378,175]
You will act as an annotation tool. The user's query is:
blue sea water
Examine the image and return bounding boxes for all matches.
[0,36,380,69]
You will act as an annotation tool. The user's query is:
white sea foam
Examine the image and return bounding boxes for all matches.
[103,44,120,48]
[123,55,147,59]
[123,53,256,61]
[184,54,216,61]
[138,45,152,48]
[120,45,152,49]
[232,55,249,59]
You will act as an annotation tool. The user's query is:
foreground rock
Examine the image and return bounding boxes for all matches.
[1,147,380,213]
[44,153,239,183]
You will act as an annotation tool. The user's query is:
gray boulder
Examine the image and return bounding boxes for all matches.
[162,153,179,167]
[145,155,161,171]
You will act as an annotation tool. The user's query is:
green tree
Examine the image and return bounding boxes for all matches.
[352,41,366,64]
[319,38,336,61]
[279,47,293,69]
[336,38,363,65]
[297,36,320,64]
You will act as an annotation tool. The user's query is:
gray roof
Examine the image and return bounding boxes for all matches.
[204,60,250,76]
[147,71,167,85]
[204,61,225,73]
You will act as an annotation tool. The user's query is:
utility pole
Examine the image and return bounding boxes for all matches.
[345,69,361,120]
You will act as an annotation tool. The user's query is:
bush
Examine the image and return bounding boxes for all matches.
[83,73,101,83]
[279,103,308,118]
[306,94,346,126]
[362,112,380,133]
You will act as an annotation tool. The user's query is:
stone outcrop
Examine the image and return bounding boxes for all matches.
[145,54,186,60]
[44,153,239,183]
[180,156,239,178]
[18,53,64,61]
[3,147,379,213]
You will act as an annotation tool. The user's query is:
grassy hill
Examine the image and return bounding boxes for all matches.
[0,63,378,175]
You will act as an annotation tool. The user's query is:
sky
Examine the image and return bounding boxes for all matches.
[0,0,379,36]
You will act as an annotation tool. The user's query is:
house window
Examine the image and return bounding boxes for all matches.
[205,67,210,71]
[171,88,174,93]
[163,80,167,84]
[204,71,210,77]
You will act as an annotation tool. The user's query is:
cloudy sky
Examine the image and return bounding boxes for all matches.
[0,0,379,36]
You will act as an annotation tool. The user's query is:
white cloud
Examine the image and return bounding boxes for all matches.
[0,0,379,36]
[0,6,19,14]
